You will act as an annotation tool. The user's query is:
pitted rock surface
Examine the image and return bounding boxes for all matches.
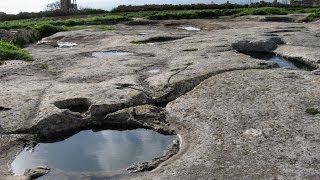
[1,17,320,179]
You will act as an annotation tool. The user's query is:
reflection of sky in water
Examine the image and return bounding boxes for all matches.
[269,56,298,69]
[92,51,133,58]
[11,129,177,175]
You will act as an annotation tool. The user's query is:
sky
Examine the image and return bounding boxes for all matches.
[0,0,258,14]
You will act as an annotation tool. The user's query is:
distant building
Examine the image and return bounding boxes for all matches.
[290,0,320,6]
[60,0,78,10]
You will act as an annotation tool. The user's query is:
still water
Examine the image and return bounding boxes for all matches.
[247,52,315,70]
[11,129,177,175]
[92,51,133,58]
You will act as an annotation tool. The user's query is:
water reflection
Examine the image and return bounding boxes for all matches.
[11,129,177,175]
[92,51,133,58]
[178,26,201,31]
[245,52,315,70]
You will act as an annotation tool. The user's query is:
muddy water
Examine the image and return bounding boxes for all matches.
[11,129,177,176]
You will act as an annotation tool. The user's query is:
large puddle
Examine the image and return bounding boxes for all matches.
[246,52,315,71]
[11,129,177,176]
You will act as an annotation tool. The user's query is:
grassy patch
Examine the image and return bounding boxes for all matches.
[93,25,115,31]
[235,7,288,16]
[306,11,320,22]
[0,15,130,30]
[34,24,65,38]
[147,8,290,20]
[145,7,320,20]
[63,25,115,31]
[0,41,32,61]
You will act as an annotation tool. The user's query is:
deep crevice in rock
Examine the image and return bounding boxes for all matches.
[0,106,11,111]
[132,36,186,44]
[54,98,91,114]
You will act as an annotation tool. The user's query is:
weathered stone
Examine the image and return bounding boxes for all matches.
[24,167,50,179]
[1,16,320,179]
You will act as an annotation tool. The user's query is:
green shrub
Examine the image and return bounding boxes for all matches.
[0,41,32,61]
[306,12,320,22]
[34,24,64,38]
[236,7,288,16]
[93,25,115,31]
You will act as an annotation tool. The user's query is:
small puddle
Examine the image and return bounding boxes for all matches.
[92,51,133,58]
[177,26,201,31]
[57,42,78,48]
[138,32,149,36]
[147,68,161,74]
[246,52,315,70]
[11,129,177,176]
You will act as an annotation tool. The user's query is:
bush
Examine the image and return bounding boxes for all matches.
[34,24,64,38]
[0,41,32,61]
[306,11,320,22]
[148,9,242,20]
[236,7,288,16]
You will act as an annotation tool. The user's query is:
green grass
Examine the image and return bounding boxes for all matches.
[235,7,288,16]
[0,41,32,61]
[93,25,115,31]
[0,15,130,30]
[143,7,320,20]
[306,11,320,21]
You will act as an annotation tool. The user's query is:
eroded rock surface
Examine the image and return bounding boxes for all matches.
[145,69,320,179]
[1,17,320,179]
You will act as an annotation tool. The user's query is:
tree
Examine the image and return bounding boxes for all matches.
[45,0,61,11]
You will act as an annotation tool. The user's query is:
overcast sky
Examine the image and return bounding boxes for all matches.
[0,0,260,14]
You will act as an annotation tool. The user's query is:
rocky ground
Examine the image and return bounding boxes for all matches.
[0,15,320,179]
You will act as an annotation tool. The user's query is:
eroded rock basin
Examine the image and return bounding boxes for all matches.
[11,129,177,178]
[245,52,316,71]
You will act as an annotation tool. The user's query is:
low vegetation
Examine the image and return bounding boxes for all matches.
[145,7,320,20]
[305,11,320,21]
[111,2,289,12]
[0,41,32,61]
